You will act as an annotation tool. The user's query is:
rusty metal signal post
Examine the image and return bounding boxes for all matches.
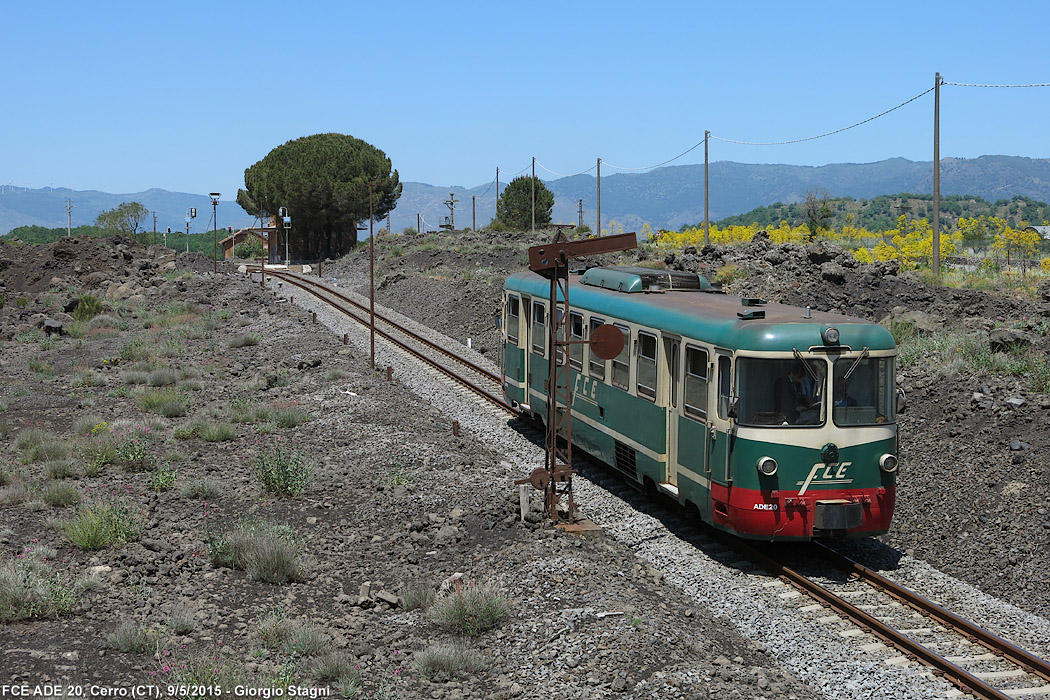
[518,232,637,524]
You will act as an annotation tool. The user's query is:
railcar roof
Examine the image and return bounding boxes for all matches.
[506,270,895,352]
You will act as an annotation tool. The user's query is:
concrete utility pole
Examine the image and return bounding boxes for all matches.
[472,195,476,232]
[704,130,710,247]
[152,211,157,245]
[66,199,74,237]
[495,167,499,220]
[933,72,943,279]
[417,213,421,234]
[577,199,584,229]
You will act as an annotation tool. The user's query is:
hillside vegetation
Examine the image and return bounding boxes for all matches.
[715,193,1050,233]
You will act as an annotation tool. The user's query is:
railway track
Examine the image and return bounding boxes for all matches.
[253,268,519,416]
[763,542,1050,700]
[253,265,1050,699]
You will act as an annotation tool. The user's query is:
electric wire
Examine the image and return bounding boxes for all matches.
[944,81,1050,88]
[601,135,708,171]
[534,160,599,177]
[711,85,937,146]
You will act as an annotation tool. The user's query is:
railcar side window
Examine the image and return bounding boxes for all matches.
[588,318,606,380]
[717,355,732,419]
[684,346,709,419]
[569,312,584,371]
[636,331,657,401]
[611,325,630,390]
[531,303,546,356]
[832,356,895,426]
[506,295,519,345]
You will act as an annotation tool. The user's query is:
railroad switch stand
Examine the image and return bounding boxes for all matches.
[515,231,637,525]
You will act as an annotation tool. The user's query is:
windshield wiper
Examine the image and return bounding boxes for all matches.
[843,347,870,380]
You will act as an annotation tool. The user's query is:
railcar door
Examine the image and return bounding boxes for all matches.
[521,298,532,409]
[709,352,734,488]
[664,337,681,491]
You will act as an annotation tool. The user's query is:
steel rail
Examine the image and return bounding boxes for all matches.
[814,542,1050,685]
[734,540,1040,700]
[271,270,502,385]
[258,269,519,416]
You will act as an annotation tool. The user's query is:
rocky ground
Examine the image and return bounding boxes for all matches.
[332,228,1050,619]
[0,236,820,698]
[3,229,1049,698]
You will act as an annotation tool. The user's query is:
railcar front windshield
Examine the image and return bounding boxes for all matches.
[832,355,895,426]
[736,357,827,427]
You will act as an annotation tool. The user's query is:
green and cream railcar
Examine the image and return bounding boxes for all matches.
[502,266,898,541]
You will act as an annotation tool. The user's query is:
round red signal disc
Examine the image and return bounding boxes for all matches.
[590,324,624,360]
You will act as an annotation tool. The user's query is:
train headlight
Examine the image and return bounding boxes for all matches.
[823,327,840,345]
[879,454,899,473]
[757,456,778,476]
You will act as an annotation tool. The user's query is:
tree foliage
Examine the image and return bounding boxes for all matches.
[496,176,554,231]
[803,189,832,241]
[95,202,149,239]
[238,133,401,260]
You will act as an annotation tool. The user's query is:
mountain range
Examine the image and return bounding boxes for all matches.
[4,155,1050,238]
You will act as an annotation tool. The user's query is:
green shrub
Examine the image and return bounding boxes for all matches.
[137,389,189,417]
[401,587,436,612]
[119,338,154,363]
[228,333,260,349]
[162,651,249,691]
[147,368,180,386]
[270,405,310,429]
[280,619,330,657]
[166,603,198,634]
[194,421,237,442]
[72,295,105,322]
[234,238,264,259]
[43,483,81,508]
[105,620,156,654]
[16,297,30,309]
[60,499,143,550]
[0,554,77,621]
[178,479,221,500]
[45,459,77,480]
[207,519,302,584]
[413,643,489,680]
[426,583,510,636]
[310,654,356,683]
[252,445,311,497]
[147,466,178,492]
[73,370,106,387]
[72,416,108,436]
[28,359,54,378]
[15,428,70,464]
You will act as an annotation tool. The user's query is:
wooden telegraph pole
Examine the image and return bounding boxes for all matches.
[933,72,942,280]
[704,130,711,247]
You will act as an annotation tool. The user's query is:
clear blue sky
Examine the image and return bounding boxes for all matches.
[2,0,1049,202]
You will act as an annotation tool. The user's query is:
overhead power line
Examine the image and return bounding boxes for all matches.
[534,160,599,178]
[944,81,1050,88]
[711,85,937,146]
[601,135,708,172]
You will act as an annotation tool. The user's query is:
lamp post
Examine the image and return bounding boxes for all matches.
[279,207,291,264]
[210,193,221,273]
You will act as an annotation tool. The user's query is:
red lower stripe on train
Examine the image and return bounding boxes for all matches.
[709,484,896,539]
